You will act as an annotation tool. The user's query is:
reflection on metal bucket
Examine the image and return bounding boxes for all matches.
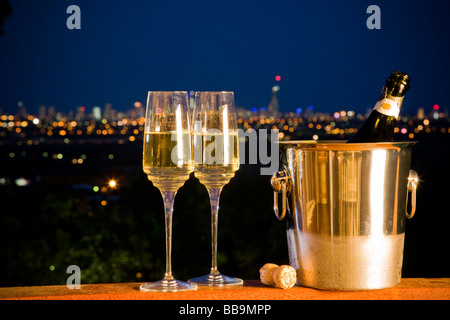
[272,141,418,290]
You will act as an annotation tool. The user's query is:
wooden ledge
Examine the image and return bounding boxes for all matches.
[1,278,449,300]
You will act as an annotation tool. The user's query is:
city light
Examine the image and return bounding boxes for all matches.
[15,177,30,187]
[275,75,281,81]
[108,179,117,188]
[0,100,448,162]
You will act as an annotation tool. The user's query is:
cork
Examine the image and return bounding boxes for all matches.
[273,265,297,289]
[259,263,297,289]
[259,263,279,286]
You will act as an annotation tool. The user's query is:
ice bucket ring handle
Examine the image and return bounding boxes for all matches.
[270,169,292,221]
[406,170,418,219]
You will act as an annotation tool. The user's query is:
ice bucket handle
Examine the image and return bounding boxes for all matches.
[405,170,418,219]
[271,169,292,221]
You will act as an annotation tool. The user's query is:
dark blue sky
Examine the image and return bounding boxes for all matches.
[1,0,449,115]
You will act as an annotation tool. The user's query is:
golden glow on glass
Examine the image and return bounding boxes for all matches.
[369,150,387,235]
[176,104,183,166]
[222,104,229,165]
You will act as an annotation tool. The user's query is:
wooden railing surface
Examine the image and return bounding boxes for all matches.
[1,278,449,300]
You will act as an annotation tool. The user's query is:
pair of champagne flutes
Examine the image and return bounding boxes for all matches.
[141,91,241,292]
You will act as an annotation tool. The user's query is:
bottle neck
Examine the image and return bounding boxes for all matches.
[373,86,405,118]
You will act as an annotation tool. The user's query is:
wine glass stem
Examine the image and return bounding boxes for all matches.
[208,187,222,273]
[162,190,176,280]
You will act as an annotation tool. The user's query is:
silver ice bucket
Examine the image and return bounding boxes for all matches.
[271,141,418,290]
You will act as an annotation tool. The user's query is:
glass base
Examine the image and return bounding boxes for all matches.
[188,272,243,287]
[140,278,198,292]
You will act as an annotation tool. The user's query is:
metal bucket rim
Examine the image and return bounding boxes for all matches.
[277,140,417,151]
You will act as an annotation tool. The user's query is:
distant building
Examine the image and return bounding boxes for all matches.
[93,106,101,121]
[56,112,64,121]
[48,106,56,119]
[17,101,27,119]
[417,107,424,120]
[267,85,280,117]
[303,105,314,120]
[104,103,112,119]
[132,101,144,119]
[76,106,85,121]
[39,105,47,120]
[433,110,439,120]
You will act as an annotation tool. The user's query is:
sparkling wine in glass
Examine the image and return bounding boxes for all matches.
[140,91,197,292]
[188,91,242,286]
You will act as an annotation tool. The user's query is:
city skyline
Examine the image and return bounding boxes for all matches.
[1,1,450,115]
[2,90,448,120]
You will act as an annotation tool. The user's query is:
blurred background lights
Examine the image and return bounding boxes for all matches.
[108,179,117,188]
[275,75,281,81]
[15,177,30,187]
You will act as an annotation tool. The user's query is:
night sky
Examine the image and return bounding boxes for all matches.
[1,0,449,115]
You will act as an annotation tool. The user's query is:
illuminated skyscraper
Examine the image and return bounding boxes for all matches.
[417,108,424,120]
[267,85,280,117]
[93,106,101,121]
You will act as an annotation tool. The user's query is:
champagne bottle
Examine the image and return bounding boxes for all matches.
[347,71,411,143]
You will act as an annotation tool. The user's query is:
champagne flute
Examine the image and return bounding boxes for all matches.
[140,91,197,292]
[188,91,242,286]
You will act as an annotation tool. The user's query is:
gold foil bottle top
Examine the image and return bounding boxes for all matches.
[385,71,410,97]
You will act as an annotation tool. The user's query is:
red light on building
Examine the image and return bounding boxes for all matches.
[275,75,281,82]
[80,106,86,112]
[433,104,439,110]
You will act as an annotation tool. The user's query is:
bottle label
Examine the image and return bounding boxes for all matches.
[373,97,401,117]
